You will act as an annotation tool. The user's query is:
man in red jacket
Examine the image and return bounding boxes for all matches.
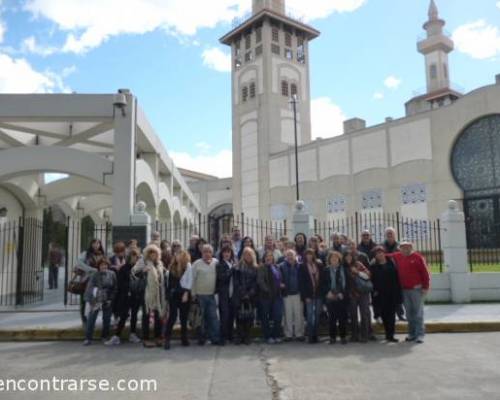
[388,239,430,344]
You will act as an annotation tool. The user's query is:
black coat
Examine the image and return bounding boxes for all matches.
[232,265,258,307]
[299,263,324,301]
[257,264,283,301]
[216,260,233,298]
[369,259,402,306]
[165,271,189,300]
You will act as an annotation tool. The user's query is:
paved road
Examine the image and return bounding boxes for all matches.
[0,333,499,400]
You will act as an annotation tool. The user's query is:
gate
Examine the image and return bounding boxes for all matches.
[464,197,500,272]
[0,217,44,306]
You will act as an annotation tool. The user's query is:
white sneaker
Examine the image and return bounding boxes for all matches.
[267,338,276,345]
[275,338,282,344]
[104,335,121,346]
[129,333,142,344]
[83,340,91,346]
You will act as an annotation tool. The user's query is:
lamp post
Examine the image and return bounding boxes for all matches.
[289,94,300,202]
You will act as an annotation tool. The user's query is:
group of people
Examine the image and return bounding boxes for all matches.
[75,225,430,349]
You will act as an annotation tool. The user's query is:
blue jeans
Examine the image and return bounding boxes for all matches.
[305,299,323,340]
[85,303,112,341]
[260,298,284,340]
[403,289,425,339]
[198,295,220,343]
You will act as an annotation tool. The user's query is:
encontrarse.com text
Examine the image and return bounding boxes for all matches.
[0,377,158,392]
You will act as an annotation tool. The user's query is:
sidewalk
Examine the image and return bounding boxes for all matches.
[1,304,500,341]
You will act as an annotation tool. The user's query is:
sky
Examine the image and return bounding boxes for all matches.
[0,0,499,178]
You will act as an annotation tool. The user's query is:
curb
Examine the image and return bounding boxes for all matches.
[1,322,499,342]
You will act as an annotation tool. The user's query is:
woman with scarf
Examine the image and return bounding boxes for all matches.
[76,239,105,325]
[133,244,168,348]
[257,250,285,344]
[345,250,372,343]
[322,251,349,345]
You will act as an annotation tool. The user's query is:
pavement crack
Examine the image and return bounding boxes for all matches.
[259,347,286,400]
[206,346,219,400]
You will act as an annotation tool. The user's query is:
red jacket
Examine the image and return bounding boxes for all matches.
[389,252,430,290]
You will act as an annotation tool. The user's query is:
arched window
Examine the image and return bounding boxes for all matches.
[242,86,248,102]
[249,82,256,98]
[281,80,289,97]
[290,83,298,97]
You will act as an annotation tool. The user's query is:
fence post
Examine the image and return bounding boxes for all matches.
[292,201,313,237]
[441,200,471,303]
[15,217,24,306]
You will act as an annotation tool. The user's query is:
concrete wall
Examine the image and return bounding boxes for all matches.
[428,272,500,302]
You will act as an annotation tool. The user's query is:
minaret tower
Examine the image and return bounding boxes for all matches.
[407,0,461,115]
[418,0,453,93]
[220,0,320,219]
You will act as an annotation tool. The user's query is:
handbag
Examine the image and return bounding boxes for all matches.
[188,300,202,330]
[129,271,147,298]
[356,272,374,294]
[237,300,254,323]
[67,269,88,295]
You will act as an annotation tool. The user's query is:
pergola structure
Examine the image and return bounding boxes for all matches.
[0,90,200,234]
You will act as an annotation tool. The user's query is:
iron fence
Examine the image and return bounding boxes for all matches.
[314,212,444,273]
[0,217,44,306]
[154,214,288,250]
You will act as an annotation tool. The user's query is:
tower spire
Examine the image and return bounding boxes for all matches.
[428,0,439,21]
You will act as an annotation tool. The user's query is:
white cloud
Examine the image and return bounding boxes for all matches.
[497,1,500,9]
[195,141,213,153]
[452,20,500,60]
[24,0,250,54]
[202,47,231,72]
[21,36,58,56]
[311,97,346,139]
[384,75,402,90]
[24,0,365,54]
[287,0,366,20]
[373,92,384,100]
[0,53,58,93]
[170,148,232,178]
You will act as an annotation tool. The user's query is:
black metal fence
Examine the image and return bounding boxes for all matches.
[467,249,500,272]
[154,213,288,250]
[0,217,44,306]
[313,212,444,273]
